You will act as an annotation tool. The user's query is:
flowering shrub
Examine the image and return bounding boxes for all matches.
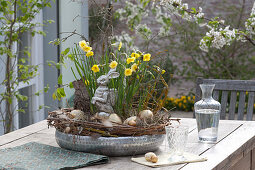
[163,96,195,112]
[59,40,168,117]
[113,0,255,80]
[163,93,255,112]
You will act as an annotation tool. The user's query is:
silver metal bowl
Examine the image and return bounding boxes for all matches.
[55,130,165,156]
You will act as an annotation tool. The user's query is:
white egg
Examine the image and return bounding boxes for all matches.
[124,116,137,126]
[145,152,158,163]
[139,110,153,120]
[70,110,86,120]
[109,114,122,124]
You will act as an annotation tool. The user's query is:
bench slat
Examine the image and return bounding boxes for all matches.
[237,92,246,120]
[213,90,219,101]
[229,92,237,120]
[247,92,255,121]
[221,91,228,120]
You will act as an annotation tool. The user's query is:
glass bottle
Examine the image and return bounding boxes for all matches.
[194,84,221,143]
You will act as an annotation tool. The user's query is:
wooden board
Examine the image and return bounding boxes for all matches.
[0,119,254,170]
[181,121,255,170]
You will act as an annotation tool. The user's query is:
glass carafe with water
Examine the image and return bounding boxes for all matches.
[194,84,221,143]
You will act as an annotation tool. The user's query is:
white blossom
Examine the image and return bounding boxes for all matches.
[110,32,138,52]
[135,24,152,39]
[245,2,255,35]
[199,39,209,52]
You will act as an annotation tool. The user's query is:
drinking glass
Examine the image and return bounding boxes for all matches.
[165,125,189,162]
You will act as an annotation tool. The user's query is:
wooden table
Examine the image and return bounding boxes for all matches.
[1,118,255,170]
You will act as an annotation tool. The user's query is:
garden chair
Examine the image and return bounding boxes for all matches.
[194,77,255,120]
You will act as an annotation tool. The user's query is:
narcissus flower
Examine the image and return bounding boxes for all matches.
[91,65,100,73]
[131,52,140,59]
[86,51,94,57]
[125,68,132,76]
[83,46,92,52]
[118,42,122,51]
[161,70,166,74]
[126,57,135,64]
[79,40,87,49]
[109,61,118,69]
[131,63,138,72]
[143,53,151,61]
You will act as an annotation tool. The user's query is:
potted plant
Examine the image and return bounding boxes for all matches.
[47,40,170,156]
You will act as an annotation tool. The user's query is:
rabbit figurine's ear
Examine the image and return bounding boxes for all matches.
[108,72,120,79]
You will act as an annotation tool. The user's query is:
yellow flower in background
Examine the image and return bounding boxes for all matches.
[125,68,132,76]
[131,63,138,72]
[79,40,87,49]
[131,52,140,59]
[161,70,166,74]
[188,96,191,100]
[178,103,182,107]
[118,42,122,51]
[143,53,151,61]
[109,61,118,69]
[83,46,92,52]
[91,65,100,73]
[86,51,94,57]
[127,57,135,64]
[84,80,89,86]
[192,96,195,100]
[183,99,187,103]
[170,97,174,101]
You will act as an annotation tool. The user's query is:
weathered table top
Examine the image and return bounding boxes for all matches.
[1,118,255,170]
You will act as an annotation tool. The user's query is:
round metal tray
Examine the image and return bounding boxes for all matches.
[55,130,165,156]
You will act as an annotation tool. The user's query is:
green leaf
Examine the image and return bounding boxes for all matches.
[191,8,196,14]
[69,82,74,88]
[58,74,62,85]
[35,92,40,96]
[1,1,7,7]
[17,109,25,113]
[44,84,50,93]
[52,92,57,100]
[57,88,66,97]
[61,47,70,56]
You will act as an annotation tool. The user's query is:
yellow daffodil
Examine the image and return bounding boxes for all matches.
[109,61,118,69]
[131,63,138,72]
[86,51,94,57]
[91,65,100,73]
[161,70,166,74]
[126,57,135,64]
[131,52,140,59]
[124,68,132,76]
[83,46,92,52]
[143,53,151,61]
[118,42,122,51]
[84,80,89,86]
[188,96,191,100]
[79,40,87,49]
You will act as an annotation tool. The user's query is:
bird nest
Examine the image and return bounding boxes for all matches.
[47,108,174,137]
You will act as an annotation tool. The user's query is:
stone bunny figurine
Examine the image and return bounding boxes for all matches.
[91,68,120,118]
